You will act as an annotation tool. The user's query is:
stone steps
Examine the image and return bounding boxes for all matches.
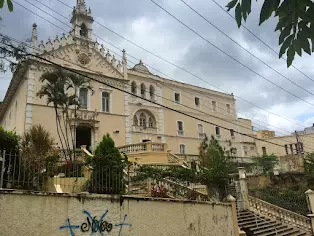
[238,210,307,236]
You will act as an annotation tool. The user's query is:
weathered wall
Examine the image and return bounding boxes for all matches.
[0,190,236,236]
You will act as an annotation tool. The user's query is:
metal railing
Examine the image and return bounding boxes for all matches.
[0,151,212,202]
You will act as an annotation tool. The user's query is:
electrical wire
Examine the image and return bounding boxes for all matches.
[21,0,314,138]
[210,0,314,84]
[0,44,296,149]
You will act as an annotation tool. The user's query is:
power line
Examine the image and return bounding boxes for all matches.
[11,0,314,149]
[179,0,314,97]
[19,0,287,134]
[51,0,314,130]
[0,33,260,138]
[210,0,314,84]
[148,0,314,108]
[16,0,305,141]
[3,33,314,154]
[0,44,295,149]
[14,0,314,145]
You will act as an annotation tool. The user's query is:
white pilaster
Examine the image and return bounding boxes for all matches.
[25,69,35,130]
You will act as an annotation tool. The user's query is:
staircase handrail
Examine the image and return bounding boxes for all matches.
[81,145,94,157]
[248,195,311,232]
[158,177,210,201]
[167,152,189,167]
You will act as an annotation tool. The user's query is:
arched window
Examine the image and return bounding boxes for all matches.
[80,23,88,37]
[133,115,138,126]
[148,117,154,128]
[139,113,146,127]
[131,81,137,94]
[149,85,155,100]
[140,83,146,98]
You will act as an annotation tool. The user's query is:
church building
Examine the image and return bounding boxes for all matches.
[0,0,257,157]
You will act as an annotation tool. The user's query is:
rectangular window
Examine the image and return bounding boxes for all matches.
[290,144,294,154]
[179,144,186,154]
[285,145,288,155]
[295,143,299,154]
[102,92,110,112]
[226,104,231,113]
[212,101,217,111]
[262,147,267,155]
[195,97,200,106]
[300,142,304,153]
[174,93,180,104]
[79,88,88,109]
[230,129,234,138]
[177,121,184,136]
[215,127,220,138]
[198,124,204,138]
[250,146,255,151]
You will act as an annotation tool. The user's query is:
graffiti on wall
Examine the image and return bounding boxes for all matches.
[59,209,131,236]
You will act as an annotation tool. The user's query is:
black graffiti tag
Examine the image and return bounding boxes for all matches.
[80,210,113,233]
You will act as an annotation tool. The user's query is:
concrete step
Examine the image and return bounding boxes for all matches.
[259,227,298,236]
[250,222,282,231]
[241,221,277,230]
[237,209,308,236]
[254,225,287,235]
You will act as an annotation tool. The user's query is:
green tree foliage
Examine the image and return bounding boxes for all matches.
[85,134,127,194]
[226,0,314,67]
[20,124,55,169]
[200,135,234,199]
[0,126,19,151]
[253,154,278,174]
[303,152,314,186]
[134,135,234,200]
[0,0,13,12]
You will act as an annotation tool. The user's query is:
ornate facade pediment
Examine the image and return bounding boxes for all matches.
[39,39,124,80]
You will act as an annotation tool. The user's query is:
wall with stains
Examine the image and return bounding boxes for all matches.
[0,190,236,236]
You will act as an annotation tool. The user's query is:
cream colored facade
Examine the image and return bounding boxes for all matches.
[254,130,275,139]
[255,132,312,157]
[0,0,257,157]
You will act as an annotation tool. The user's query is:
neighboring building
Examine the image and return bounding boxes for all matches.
[295,124,314,135]
[255,132,312,157]
[254,130,275,139]
[0,0,257,156]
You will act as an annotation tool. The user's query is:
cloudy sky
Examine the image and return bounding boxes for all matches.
[1,0,314,136]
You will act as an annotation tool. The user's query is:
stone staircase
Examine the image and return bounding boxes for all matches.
[238,209,308,236]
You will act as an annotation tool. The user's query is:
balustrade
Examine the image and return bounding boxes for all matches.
[248,195,311,232]
[118,143,167,154]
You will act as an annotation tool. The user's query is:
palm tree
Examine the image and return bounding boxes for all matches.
[37,68,94,160]
[63,71,93,158]
[37,69,70,159]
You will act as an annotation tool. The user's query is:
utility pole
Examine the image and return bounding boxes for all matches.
[295,131,304,155]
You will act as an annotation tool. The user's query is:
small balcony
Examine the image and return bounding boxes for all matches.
[177,130,184,136]
[117,142,187,167]
[132,125,157,134]
[198,133,205,139]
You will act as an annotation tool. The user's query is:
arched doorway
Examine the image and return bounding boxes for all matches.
[76,126,91,151]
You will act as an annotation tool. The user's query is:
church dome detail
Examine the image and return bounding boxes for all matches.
[133,60,150,74]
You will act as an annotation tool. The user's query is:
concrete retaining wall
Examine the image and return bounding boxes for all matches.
[0,190,236,236]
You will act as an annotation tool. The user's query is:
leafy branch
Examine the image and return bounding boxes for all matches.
[226,0,314,67]
[0,0,13,12]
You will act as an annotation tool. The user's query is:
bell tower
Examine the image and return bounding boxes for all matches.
[70,0,94,40]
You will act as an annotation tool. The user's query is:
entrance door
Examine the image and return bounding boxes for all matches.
[76,126,92,151]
